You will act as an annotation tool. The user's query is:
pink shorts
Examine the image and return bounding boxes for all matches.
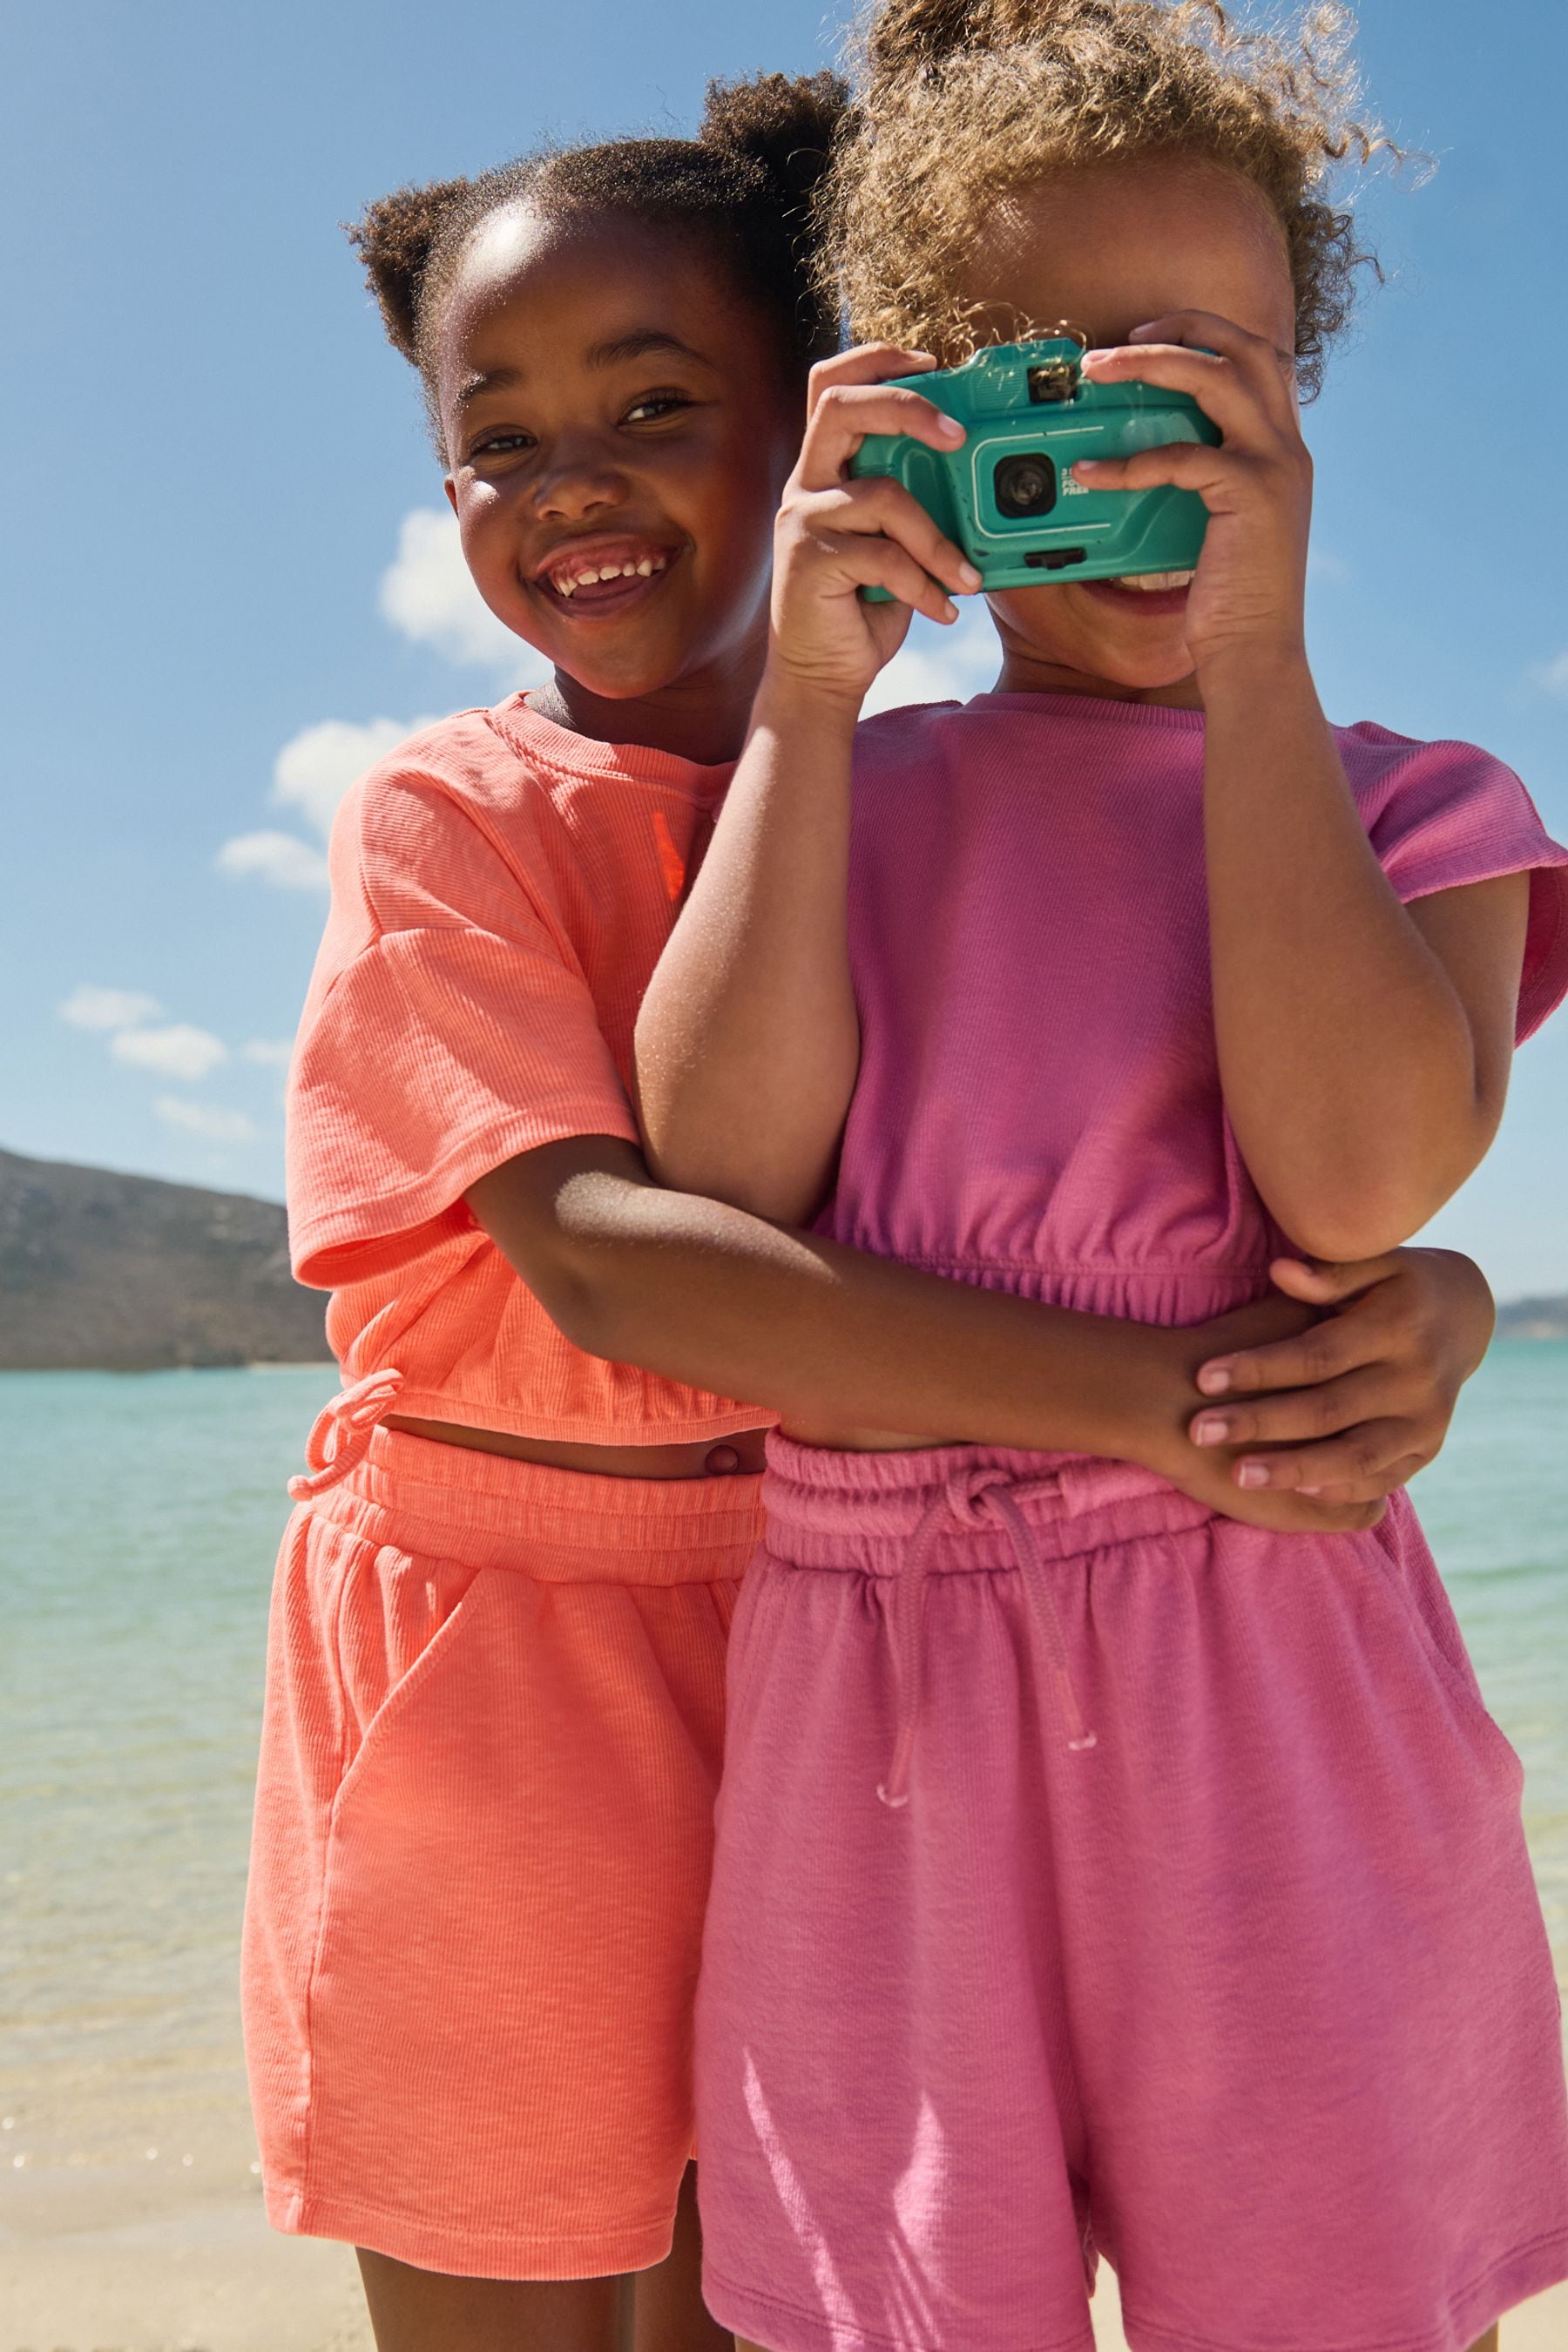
[696,1439,1568,2352]
[243,1425,760,2280]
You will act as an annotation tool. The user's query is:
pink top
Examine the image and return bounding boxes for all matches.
[823,692,1568,1324]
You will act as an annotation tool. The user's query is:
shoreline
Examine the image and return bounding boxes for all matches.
[6,1331,1568,1382]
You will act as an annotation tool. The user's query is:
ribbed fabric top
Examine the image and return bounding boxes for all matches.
[823,690,1568,1321]
[286,694,770,1443]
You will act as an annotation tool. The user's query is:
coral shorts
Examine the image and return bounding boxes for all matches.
[242,1424,760,2280]
[697,1439,1568,2352]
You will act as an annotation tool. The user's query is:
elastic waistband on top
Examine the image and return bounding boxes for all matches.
[302,1425,763,1585]
[761,1434,1212,1578]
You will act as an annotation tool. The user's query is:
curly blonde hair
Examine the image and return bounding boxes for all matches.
[829,0,1391,395]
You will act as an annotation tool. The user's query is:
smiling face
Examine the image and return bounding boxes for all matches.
[951,156,1298,701]
[438,202,801,739]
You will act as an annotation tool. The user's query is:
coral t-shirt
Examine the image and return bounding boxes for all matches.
[287,694,767,1444]
[823,692,1568,1325]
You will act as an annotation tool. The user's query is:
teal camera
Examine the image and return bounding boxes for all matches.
[848,328,1220,600]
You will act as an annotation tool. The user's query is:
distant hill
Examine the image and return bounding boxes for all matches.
[2,1141,1564,1369]
[1495,1294,1568,1341]
[0,1146,330,1371]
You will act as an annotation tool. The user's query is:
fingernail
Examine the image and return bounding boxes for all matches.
[1072,460,1103,479]
[1193,1416,1229,1447]
[1237,1462,1269,1490]
[1197,1364,1233,1395]
[941,599,959,622]
[1299,1484,1323,1497]
[938,415,965,441]
[958,562,983,590]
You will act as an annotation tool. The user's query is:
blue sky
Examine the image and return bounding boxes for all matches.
[3,0,1565,1295]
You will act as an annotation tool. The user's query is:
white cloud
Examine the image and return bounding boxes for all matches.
[58,983,163,1032]
[378,507,549,687]
[1534,650,1568,702]
[63,988,240,1095]
[862,602,1000,718]
[216,830,331,892]
[112,1024,228,1082]
[219,506,547,900]
[1307,546,1353,586]
[273,716,431,839]
[219,716,435,895]
[154,1097,257,1144]
[241,1038,294,1067]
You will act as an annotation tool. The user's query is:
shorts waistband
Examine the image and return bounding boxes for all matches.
[761,1433,1212,1577]
[302,1425,762,1585]
[764,1438,1212,1806]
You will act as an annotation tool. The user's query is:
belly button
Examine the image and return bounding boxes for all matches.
[704,1444,741,1476]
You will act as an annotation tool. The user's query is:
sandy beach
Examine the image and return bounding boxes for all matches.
[5,2065,1568,2352]
[5,2172,1567,2352]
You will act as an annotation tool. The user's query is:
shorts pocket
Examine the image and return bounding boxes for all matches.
[328,1543,493,1816]
[1369,1511,1524,1798]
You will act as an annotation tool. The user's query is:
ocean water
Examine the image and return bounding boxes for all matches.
[0,1351,1565,2189]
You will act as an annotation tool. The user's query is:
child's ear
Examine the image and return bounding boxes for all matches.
[443,475,459,515]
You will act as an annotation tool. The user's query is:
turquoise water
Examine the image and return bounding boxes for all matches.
[0,1352,1565,2183]
[1403,1342,1568,1964]
[0,1366,339,2180]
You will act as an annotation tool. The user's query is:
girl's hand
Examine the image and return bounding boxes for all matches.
[1074,311,1310,672]
[766,345,982,705]
[1187,1248,1495,1504]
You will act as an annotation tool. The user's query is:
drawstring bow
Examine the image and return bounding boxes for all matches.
[878,1467,1097,1810]
[287,1368,405,1500]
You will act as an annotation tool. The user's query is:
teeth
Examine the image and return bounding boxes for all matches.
[1115,570,1195,592]
[545,552,669,596]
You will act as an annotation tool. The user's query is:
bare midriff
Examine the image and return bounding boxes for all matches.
[385,1415,772,1479]
[781,1418,952,1453]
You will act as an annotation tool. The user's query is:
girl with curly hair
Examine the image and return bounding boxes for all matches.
[638,6,1568,2349]
[242,51,1495,2352]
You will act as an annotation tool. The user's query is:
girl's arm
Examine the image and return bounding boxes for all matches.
[468,1136,1493,1530]
[1077,315,1529,1261]
[635,346,981,1224]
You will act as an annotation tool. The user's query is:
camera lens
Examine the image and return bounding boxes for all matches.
[993,452,1058,519]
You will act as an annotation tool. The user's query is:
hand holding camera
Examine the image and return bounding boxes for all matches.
[765,314,1312,706]
[1074,308,1315,673]
[762,343,984,709]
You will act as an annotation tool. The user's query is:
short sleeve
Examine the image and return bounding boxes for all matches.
[1355,733,1568,1044]
[287,767,637,1288]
